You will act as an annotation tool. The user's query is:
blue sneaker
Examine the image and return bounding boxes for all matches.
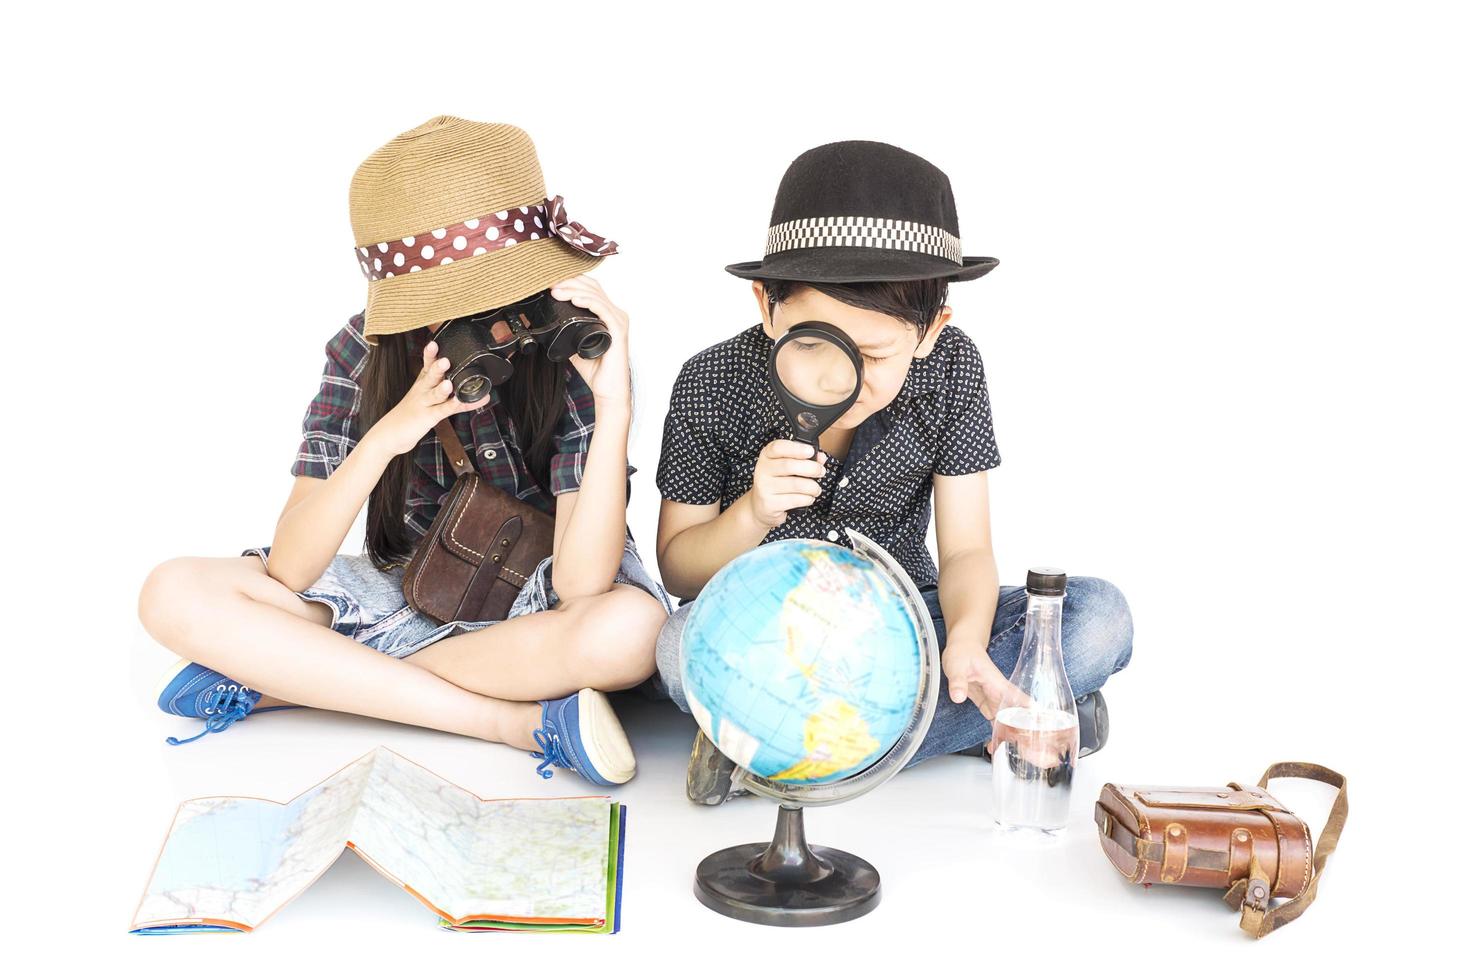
[530,689,636,786]
[155,659,294,745]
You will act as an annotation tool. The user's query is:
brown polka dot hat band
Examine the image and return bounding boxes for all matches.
[354,196,617,282]
[725,140,999,284]
[349,116,619,338]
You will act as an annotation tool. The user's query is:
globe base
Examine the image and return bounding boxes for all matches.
[693,805,881,927]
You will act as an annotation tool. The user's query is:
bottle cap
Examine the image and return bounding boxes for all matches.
[1026,567,1067,597]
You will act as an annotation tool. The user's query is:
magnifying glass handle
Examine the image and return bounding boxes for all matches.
[787,436,825,517]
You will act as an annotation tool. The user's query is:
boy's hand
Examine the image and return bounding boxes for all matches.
[750,439,829,527]
[942,642,1029,752]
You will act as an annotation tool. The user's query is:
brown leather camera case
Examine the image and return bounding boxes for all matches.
[1095,762,1347,938]
[400,419,555,625]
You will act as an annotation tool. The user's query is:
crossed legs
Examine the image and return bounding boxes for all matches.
[137,556,666,750]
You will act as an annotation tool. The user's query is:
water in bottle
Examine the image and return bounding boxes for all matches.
[991,567,1080,836]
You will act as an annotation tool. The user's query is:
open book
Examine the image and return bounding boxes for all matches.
[131,746,625,934]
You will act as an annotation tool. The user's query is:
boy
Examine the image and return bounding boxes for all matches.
[651,141,1133,804]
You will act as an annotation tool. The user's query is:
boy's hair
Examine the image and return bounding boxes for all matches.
[761,278,949,343]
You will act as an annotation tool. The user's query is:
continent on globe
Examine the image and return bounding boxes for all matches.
[769,698,881,782]
[681,538,922,785]
[780,546,884,701]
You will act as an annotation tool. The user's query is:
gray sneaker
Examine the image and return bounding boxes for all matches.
[686,729,751,805]
[958,689,1110,762]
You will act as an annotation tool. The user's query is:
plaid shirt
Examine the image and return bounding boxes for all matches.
[293,312,627,541]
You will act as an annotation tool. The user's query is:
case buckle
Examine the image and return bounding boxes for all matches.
[1241,874,1271,913]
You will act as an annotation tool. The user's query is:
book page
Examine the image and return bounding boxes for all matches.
[132,747,615,931]
[348,750,611,923]
[443,804,623,933]
[342,748,477,910]
[455,796,612,923]
[133,751,375,930]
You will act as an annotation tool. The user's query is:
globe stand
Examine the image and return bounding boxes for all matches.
[694,803,881,926]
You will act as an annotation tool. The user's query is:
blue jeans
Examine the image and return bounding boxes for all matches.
[646,577,1133,768]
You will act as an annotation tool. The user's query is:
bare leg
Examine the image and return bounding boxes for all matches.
[409,583,668,702]
[138,557,541,750]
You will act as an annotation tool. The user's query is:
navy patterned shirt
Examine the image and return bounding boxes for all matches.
[656,322,1001,589]
[293,312,631,542]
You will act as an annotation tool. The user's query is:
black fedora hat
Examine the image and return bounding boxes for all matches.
[725,140,998,284]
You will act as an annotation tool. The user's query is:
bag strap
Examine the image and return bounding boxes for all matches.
[434,419,476,479]
[1222,761,1348,939]
[1094,802,1233,872]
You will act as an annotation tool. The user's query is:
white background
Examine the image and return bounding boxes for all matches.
[4,0,1464,973]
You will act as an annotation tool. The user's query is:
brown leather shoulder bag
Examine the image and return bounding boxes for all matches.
[1095,761,1347,938]
[400,419,556,625]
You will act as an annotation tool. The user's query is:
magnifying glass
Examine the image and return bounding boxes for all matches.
[768,321,863,514]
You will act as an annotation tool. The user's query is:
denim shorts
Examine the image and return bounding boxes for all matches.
[243,529,675,660]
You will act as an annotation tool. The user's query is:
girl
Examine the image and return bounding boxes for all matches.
[137,117,673,786]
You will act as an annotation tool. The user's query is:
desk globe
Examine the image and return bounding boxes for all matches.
[680,529,940,926]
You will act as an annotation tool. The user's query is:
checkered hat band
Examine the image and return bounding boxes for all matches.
[764,216,963,264]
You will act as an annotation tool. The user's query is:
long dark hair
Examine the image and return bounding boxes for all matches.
[358,327,566,568]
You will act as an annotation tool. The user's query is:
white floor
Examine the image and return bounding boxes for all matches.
[83,628,1400,974]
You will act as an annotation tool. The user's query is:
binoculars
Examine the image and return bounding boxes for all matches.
[434,290,612,402]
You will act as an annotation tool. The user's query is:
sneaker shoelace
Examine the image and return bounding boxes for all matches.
[531,723,571,779]
[166,684,255,746]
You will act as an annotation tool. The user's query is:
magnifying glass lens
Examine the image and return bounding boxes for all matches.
[774,337,859,409]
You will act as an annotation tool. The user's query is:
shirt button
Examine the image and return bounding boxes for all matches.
[838,476,849,488]
[482,447,498,460]
[826,529,839,542]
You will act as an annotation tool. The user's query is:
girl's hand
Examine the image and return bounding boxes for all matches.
[368,338,489,457]
[548,275,631,407]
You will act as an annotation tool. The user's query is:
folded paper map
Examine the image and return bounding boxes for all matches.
[131,746,625,934]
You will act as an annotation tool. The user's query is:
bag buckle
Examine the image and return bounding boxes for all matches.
[1241,874,1271,914]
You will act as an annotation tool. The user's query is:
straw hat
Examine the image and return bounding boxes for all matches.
[349,115,619,338]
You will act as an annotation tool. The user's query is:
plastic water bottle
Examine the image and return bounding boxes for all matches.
[992,567,1080,836]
